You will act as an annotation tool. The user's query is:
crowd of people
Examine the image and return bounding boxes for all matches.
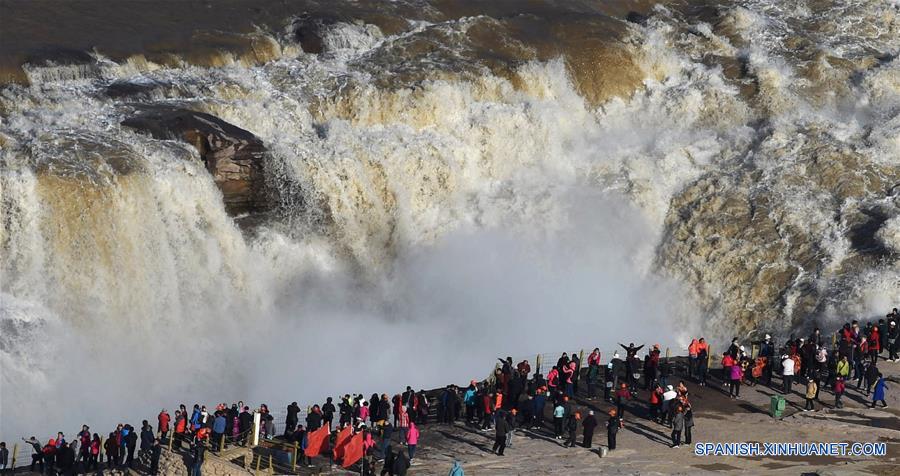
[8,309,896,475]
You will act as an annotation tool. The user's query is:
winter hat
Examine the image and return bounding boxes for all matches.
[765,334,771,340]
[666,385,674,391]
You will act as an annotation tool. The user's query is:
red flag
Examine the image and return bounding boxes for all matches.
[332,426,353,460]
[304,425,330,457]
[341,433,364,468]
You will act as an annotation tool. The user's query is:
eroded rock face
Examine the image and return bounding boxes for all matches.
[122,107,269,215]
[658,137,900,337]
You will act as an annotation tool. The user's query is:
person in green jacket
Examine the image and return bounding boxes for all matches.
[836,356,851,380]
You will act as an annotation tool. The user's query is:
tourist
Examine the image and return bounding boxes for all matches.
[804,378,817,411]
[407,421,419,460]
[464,384,477,426]
[582,410,597,448]
[286,402,300,434]
[56,442,75,476]
[864,361,880,396]
[76,425,90,467]
[662,385,678,426]
[212,412,226,449]
[547,366,560,395]
[323,397,336,430]
[563,360,576,397]
[448,460,465,476]
[491,410,509,456]
[190,437,205,476]
[104,433,118,469]
[480,392,493,431]
[728,353,743,398]
[125,424,138,468]
[781,354,795,395]
[505,410,516,449]
[688,339,700,378]
[697,340,709,387]
[158,409,170,443]
[587,348,601,398]
[306,405,323,431]
[0,442,7,473]
[571,352,582,393]
[887,320,898,361]
[392,449,410,476]
[871,373,888,408]
[23,436,43,473]
[150,438,161,475]
[381,445,395,476]
[649,383,663,422]
[607,409,622,451]
[683,402,694,445]
[141,420,154,460]
[398,404,411,444]
[615,383,631,417]
[671,405,684,448]
[88,434,100,470]
[564,412,580,448]
[834,377,846,409]
[553,402,565,439]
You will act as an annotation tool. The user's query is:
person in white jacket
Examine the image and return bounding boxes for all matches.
[781,355,795,395]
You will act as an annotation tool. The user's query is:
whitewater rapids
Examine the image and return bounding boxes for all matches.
[1,0,898,441]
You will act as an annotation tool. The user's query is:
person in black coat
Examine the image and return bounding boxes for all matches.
[380,445,395,476]
[140,421,154,453]
[391,451,410,476]
[607,410,622,450]
[56,443,76,476]
[125,426,138,468]
[150,439,162,475]
[582,411,598,448]
[286,402,301,434]
[238,407,253,442]
[306,406,323,431]
[491,411,509,456]
[564,413,579,448]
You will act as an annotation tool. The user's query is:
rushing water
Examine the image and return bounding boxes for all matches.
[1,0,898,442]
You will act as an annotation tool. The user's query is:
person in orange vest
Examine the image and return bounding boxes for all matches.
[688,339,701,379]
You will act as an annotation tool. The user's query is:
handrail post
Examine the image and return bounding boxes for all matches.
[535,354,542,375]
[11,443,17,471]
[292,441,298,472]
[220,433,225,452]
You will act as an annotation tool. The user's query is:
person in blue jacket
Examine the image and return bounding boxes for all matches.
[872,373,889,408]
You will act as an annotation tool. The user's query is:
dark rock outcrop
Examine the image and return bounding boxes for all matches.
[122,106,269,215]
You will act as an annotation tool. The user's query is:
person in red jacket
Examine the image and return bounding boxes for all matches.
[649,384,663,422]
[174,411,187,449]
[869,327,881,363]
[834,377,846,408]
[615,383,631,417]
[158,409,171,443]
[480,393,494,430]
